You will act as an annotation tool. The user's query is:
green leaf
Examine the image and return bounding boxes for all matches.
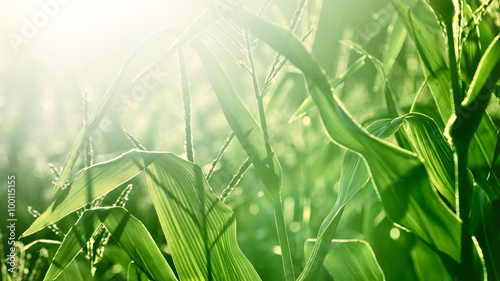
[190,39,282,195]
[341,40,413,150]
[392,0,452,120]
[405,113,455,208]
[303,117,405,280]
[43,207,177,281]
[341,113,456,209]
[26,150,261,281]
[190,38,292,281]
[471,187,500,280]
[22,150,157,238]
[53,10,219,193]
[392,0,500,200]
[143,152,262,281]
[460,4,483,86]
[341,40,399,118]
[462,34,500,107]
[382,17,407,74]
[304,239,385,281]
[265,72,310,121]
[227,8,462,269]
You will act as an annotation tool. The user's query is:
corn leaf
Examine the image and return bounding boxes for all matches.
[43,207,177,281]
[22,150,156,237]
[345,113,456,208]
[471,187,500,280]
[382,17,407,74]
[304,239,385,281]
[190,39,293,280]
[405,113,455,208]
[227,9,462,269]
[304,114,449,280]
[341,40,413,150]
[24,150,261,281]
[308,117,403,278]
[143,152,261,281]
[341,40,399,118]
[391,0,452,120]
[462,34,500,107]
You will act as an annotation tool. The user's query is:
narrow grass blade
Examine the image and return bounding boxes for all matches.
[227,9,462,267]
[43,207,177,281]
[190,39,282,196]
[24,240,61,256]
[304,239,385,281]
[178,47,195,162]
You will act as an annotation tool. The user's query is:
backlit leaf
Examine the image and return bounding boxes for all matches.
[25,150,261,281]
[43,207,177,281]
[227,10,462,274]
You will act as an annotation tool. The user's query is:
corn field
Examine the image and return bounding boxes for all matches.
[1,0,500,280]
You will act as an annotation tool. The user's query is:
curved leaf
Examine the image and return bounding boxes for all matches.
[462,34,500,107]
[226,9,462,272]
[25,150,261,281]
[143,152,261,281]
[405,113,455,208]
[189,39,292,280]
[392,0,499,199]
[43,207,177,281]
[22,150,158,237]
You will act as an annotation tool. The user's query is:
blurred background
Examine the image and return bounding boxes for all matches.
[3,0,497,280]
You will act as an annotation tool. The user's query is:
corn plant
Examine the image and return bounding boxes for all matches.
[13,0,500,280]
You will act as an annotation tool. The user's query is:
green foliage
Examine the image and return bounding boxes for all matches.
[9,0,500,281]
